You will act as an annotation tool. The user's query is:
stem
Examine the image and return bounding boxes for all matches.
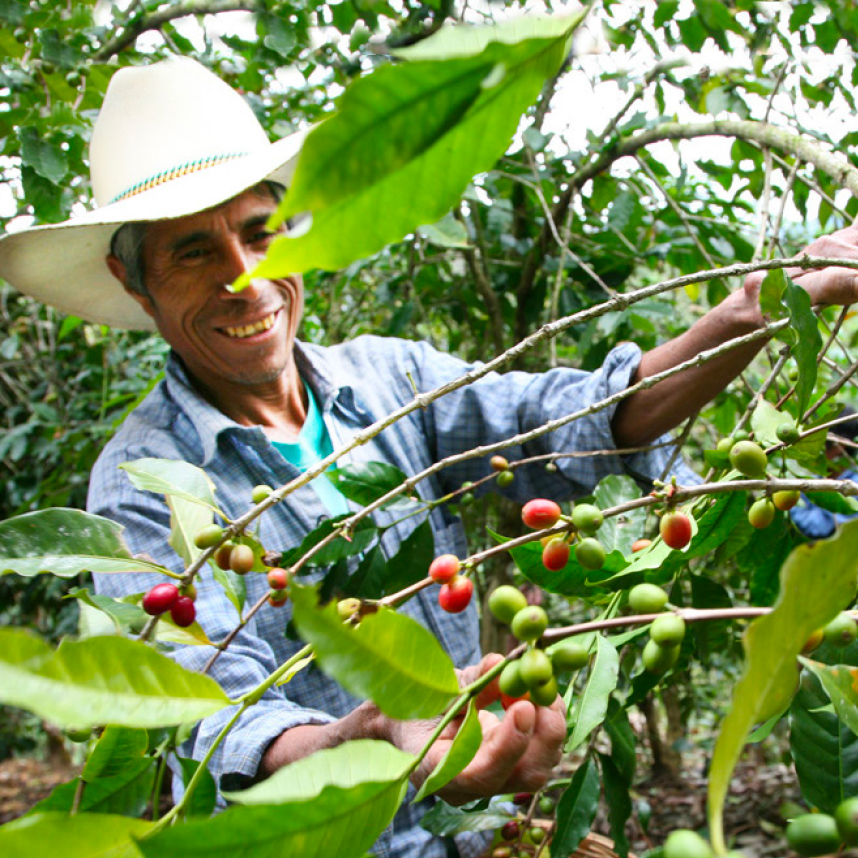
[70,778,85,815]
[151,754,168,822]
[238,644,314,706]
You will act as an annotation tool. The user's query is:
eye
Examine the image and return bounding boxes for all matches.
[178,246,209,261]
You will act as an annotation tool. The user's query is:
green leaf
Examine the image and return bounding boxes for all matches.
[599,752,632,858]
[143,741,413,858]
[178,757,218,818]
[18,126,68,184]
[593,475,647,555]
[419,800,511,836]
[254,14,584,276]
[417,212,471,248]
[413,698,482,801]
[290,584,459,719]
[281,517,378,569]
[32,758,155,817]
[805,491,858,515]
[783,275,822,415]
[566,635,619,752]
[83,726,149,781]
[552,757,600,858]
[758,268,787,318]
[67,588,148,635]
[326,462,420,510]
[224,739,413,805]
[211,564,246,618]
[750,399,789,448]
[0,812,151,857]
[382,518,434,595]
[167,494,211,567]
[789,668,858,812]
[707,520,858,850]
[120,458,222,516]
[803,658,858,738]
[0,629,231,730]
[0,509,170,578]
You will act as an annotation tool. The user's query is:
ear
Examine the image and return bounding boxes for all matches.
[106,254,156,319]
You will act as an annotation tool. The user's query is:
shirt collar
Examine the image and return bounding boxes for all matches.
[162,341,350,466]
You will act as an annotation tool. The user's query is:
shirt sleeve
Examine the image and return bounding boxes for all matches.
[405,338,700,498]
[86,449,339,800]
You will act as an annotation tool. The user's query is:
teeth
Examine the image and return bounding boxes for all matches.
[223,313,276,339]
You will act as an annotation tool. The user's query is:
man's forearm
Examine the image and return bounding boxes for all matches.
[611,284,765,447]
[260,701,387,776]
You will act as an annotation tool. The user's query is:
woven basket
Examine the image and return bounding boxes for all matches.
[573,832,637,858]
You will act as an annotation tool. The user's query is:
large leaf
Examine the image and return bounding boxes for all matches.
[789,668,858,812]
[552,757,600,858]
[281,516,378,569]
[593,475,648,555]
[120,458,222,516]
[413,698,482,802]
[141,741,414,858]
[566,635,619,753]
[168,494,210,567]
[83,726,149,781]
[31,758,155,817]
[253,14,584,277]
[707,520,858,851]
[0,509,168,578]
[326,462,421,511]
[419,800,512,836]
[290,584,459,719]
[783,274,822,416]
[0,812,151,857]
[803,658,858,738]
[0,629,231,729]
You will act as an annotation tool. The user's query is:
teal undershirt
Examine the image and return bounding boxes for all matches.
[271,384,350,518]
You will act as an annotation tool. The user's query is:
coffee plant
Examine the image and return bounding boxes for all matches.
[5,2,858,857]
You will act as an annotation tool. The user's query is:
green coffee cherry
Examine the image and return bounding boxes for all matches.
[497,470,515,488]
[776,421,801,445]
[650,613,686,647]
[511,606,549,643]
[823,612,858,647]
[529,675,558,707]
[550,640,590,672]
[786,813,841,857]
[575,537,606,571]
[642,639,680,674]
[252,484,273,503]
[835,796,858,845]
[628,583,669,614]
[663,829,713,858]
[571,503,603,534]
[194,523,224,549]
[499,660,530,698]
[729,440,768,478]
[519,648,553,688]
[488,585,528,624]
[716,437,735,454]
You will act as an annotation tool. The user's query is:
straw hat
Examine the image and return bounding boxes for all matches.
[0,56,305,331]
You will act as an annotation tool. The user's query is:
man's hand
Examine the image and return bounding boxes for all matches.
[745,224,858,308]
[386,654,567,806]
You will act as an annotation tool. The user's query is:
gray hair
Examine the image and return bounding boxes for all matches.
[109,221,149,297]
[108,181,287,298]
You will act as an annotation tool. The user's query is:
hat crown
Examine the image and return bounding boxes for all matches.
[89,57,270,207]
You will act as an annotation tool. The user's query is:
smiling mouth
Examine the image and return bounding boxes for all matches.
[221,311,278,339]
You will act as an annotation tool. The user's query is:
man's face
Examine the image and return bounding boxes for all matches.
[118,188,303,394]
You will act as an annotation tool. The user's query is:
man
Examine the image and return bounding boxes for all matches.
[2,56,858,858]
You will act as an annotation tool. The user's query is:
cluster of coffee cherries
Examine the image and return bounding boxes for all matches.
[521,498,607,572]
[491,793,556,858]
[142,581,197,627]
[489,585,589,708]
[718,432,802,528]
[627,583,686,675]
[429,554,474,613]
[787,796,858,856]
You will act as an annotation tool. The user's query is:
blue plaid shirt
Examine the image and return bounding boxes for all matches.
[89,335,696,858]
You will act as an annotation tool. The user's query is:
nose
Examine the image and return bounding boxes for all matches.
[216,237,268,297]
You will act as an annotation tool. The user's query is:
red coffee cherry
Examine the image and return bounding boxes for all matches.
[490,455,510,472]
[267,567,289,590]
[541,537,570,571]
[142,582,180,616]
[268,590,289,608]
[773,489,800,511]
[170,595,197,627]
[438,575,474,613]
[214,543,234,570]
[501,820,521,841]
[429,554,461,584]
[659,511,692,550]
[631,538,652,553]
[521,499,562,530]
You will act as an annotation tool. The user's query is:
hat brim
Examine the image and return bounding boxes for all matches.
[0,130,305,331]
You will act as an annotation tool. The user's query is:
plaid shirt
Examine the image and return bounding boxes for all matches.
[89,335,696,858]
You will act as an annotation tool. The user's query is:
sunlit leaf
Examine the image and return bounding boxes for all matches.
[290,584,459,719]
[120,458,222,516]
[566,636,619,753]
